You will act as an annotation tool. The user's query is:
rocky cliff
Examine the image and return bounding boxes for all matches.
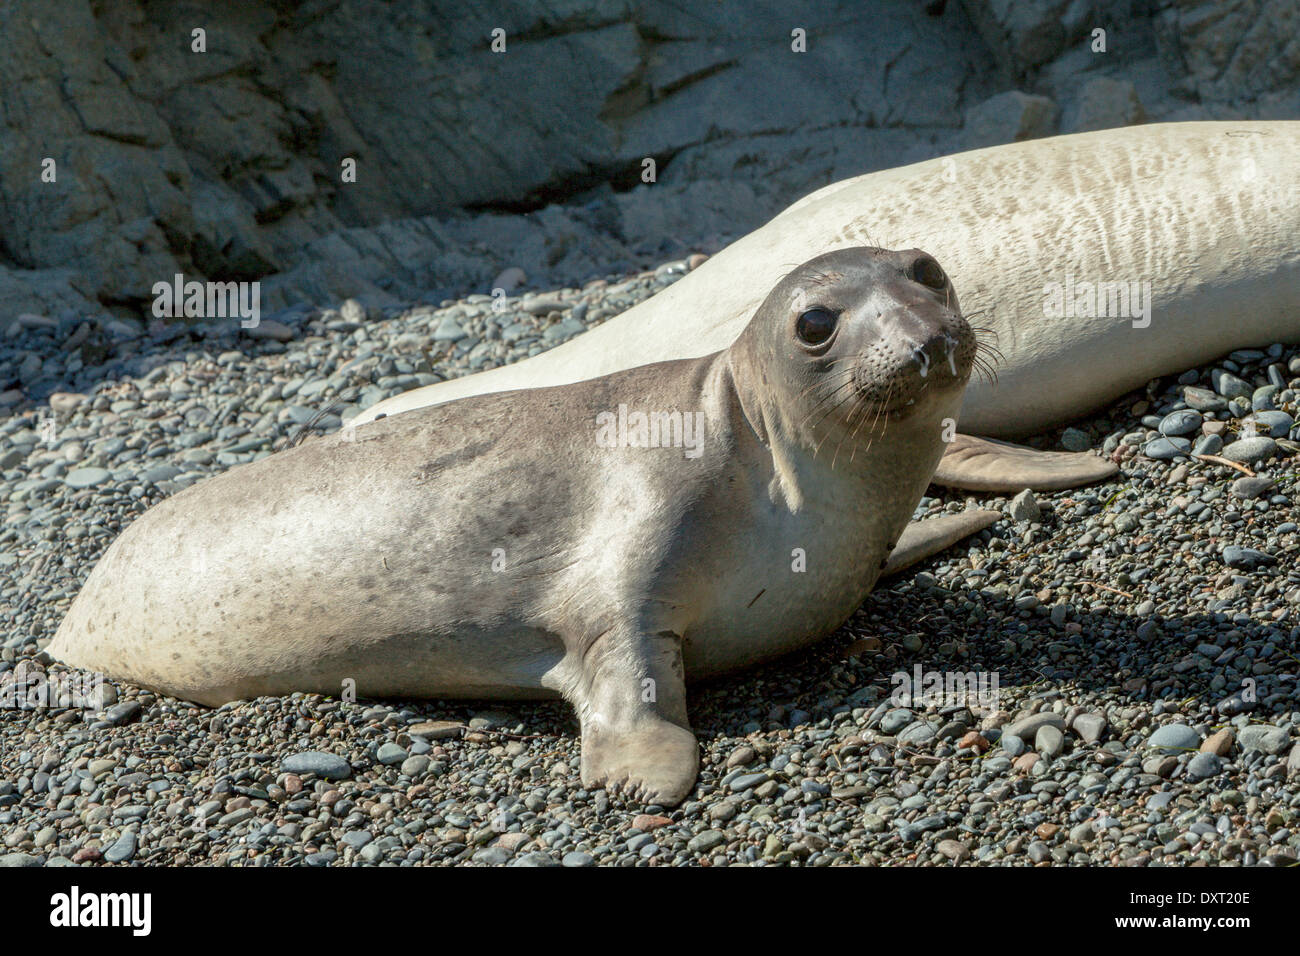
[0,0,1295,321]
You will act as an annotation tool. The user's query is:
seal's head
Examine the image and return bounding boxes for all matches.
[730,246,978,458]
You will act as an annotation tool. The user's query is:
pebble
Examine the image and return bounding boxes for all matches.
[1060,428,1091,452]
[1221,437,1277,463]
[1186,753,1224,782]
[103,830,137,863]
[1008,489,1040,523]
[1221,546,1276,570]
[1144,437,1189,459]
[880,709,915,734]
[632,814,672,831]
[1069,821,1096,843]
[64,467,111,489]
[4,266,1300,871]
[1230,476,1275,499]
[1072,713,1107,743]
[1159,410,1202,436]
[1147,724,1201,753]
[897,721,938,746]
[687,830,726,854]
[1250,411,1293,437]
[1183,386,1227,412]
[936,839,970,862]
[102,701,142,726]
[281,752,353,779]
[1192,433,1224,456]
[1238,725,1290,755]
[407,720,465,739]
[729,772,768,792]
[1201,729,1234,756]
[1035,724,1064,758]
[1211,369,1252,400]
[1004,712,1065,741]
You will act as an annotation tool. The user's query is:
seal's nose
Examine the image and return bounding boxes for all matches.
[909,330,963,380]
[874,302,969,383]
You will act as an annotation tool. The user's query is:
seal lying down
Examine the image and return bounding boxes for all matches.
[53,247,996,805]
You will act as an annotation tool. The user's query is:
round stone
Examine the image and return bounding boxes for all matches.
[1221,545,1276,570]
[64,467,111,489]
[281,751,352,780]
[1144,437,1190,459]
[1158,410,1202,437]
[1222,436,1277,463]
[1147,723,1201,754]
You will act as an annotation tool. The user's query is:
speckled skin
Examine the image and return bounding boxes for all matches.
[357,122,1300,442]
[51,248,973,805]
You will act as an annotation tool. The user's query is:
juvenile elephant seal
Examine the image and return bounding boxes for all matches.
[52,247,977,805]
[357,121,1300,491]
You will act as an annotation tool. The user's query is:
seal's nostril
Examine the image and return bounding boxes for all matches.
[912,346,931,378]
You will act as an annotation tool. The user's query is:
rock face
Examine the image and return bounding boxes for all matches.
[0,0,1293,318]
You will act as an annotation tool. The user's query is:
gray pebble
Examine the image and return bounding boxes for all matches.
[103,830,137,863]
[1221,436,1277,464]
[281,751,352,779]
[1147,724,1201,754]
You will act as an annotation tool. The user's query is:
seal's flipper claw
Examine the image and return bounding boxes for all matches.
[932,433,1118,493]
[574,630,699,807]
[882,510,1000,577]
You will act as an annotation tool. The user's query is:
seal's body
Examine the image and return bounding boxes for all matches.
[357,121,1300,468]
[52,248,974,804]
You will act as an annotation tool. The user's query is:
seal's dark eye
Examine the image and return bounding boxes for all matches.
[795,308,837,346]
[912,256,946,290]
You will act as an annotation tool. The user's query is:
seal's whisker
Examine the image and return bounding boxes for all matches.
[281,399,346,451]
[974,338,1005,375]
[810,386,864,458]
[799,372,858,429]
[808,393,858,456]
[839,398,870,467]
[842,378,892,466]
[972,354,1000,385]
[842,371,897,465]
[795,360,844,399]
[799,373,855,423]
[970,344,1000,384]
[870,380,894,437]
[832,390,870,467]
[964,318,1000,342]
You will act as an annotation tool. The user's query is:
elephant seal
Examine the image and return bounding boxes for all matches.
[355,121,1300,492]
[51,247,977,805]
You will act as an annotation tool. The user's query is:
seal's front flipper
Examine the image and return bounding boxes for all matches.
[882,510,1000,577]
[932,434,1118,492]
[575,629,698,807]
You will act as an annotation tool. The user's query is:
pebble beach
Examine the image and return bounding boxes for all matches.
[2,259,1299,868]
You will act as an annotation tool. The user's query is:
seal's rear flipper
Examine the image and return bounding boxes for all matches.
[932,434,1118,492]
[882,509,1000,577]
